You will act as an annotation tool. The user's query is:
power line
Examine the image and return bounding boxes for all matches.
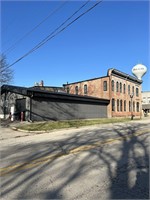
[3,1,68,55]
[4,0,102,71]
[23,0,91,56]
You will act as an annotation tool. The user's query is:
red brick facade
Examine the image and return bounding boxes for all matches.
[63,69,142,118]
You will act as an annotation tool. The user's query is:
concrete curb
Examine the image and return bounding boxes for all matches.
[11,127,48,133]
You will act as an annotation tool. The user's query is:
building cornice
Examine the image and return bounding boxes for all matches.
[108,68,142,84]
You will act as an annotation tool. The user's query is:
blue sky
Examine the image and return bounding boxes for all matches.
[1,0,150,91]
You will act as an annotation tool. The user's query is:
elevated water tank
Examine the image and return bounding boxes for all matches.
[132,64,147,80]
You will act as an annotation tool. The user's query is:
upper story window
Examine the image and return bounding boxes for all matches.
[120,83,122,93]
[75,86,78,95]
[103,81,107,91]
[136,88,139,97]
[116,82,119,92]
[123,84,126,94]
[84,84,87,95]
[132,86,134,95]
[128,85,130,95]
[111,80,114,91]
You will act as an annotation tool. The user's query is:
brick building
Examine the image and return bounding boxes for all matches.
[63,68,142,118]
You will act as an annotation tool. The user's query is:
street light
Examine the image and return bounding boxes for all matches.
[130,93,134,120]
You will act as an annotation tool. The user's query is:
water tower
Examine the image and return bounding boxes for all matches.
[132,64,147,80]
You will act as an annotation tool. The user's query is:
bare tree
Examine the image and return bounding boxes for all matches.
[0,54,13,86]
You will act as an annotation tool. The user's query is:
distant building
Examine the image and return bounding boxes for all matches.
[63,68,142,118]
[142,91,150,116]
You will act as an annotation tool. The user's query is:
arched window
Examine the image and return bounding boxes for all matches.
[128,85,130,95]
[129,101,131,112]
[136,102,140,112]
[112,80,114,91]
[103,81,107,91]
[116,82,119,92]
[133,101,135,112]
[84,84,87,94]
[120,83,122,93]
[112,98,115,111]
[117,99,119,111]
[120,100,122,111]
[75,86,78,95]
[123,84,126,94]
[136,88,139,97]
[124,100,126,111]
[132,86,134,94]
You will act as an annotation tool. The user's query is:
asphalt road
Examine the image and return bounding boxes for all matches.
[0,118,149,199]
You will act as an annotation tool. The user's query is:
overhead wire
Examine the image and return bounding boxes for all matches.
[23,0,91,55]
[4,0,102,71]
[2,1,68,55]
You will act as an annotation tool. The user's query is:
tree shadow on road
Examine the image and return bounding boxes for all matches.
[106,124,149,199]
[0,122,149,199]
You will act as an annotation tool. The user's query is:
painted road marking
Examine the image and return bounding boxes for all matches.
[0,129,149,176]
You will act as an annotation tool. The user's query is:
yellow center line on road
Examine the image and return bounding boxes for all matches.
[0,129,149,176]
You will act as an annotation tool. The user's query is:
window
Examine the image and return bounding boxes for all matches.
[132,86,134,94]
[112,80,114,91]
[112,98,115,111]
[136,88,139,97]
[133,101,135,112]
[116,82,119,92]
[129,101,131,112]
[117,99,119,111]
[120,100,122,112]
[84,84,87,95]
[123,84,126,94]
[120,83,122,93]
[136,102,140,112]
[75,86,78,95]
[124,100,126,111]
[103,81,107,91]
[128,85,130,95]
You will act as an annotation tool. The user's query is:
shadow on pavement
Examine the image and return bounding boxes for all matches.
[0,122,149,199]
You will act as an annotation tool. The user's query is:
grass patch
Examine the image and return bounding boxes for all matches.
[16,118,131,131]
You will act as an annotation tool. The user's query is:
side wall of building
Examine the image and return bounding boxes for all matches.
[31,97,108,121]
[64,74,142,118]
[66,77,110,99]
[110,75,142,118]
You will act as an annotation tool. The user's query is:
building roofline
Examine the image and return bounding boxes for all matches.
[63,76,108,86]
[1,84,110,104]
[27,88,110,104]
[108,68,142,84]
[63,68,142,86]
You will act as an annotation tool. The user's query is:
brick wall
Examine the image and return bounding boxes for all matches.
[64,73,142,118]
